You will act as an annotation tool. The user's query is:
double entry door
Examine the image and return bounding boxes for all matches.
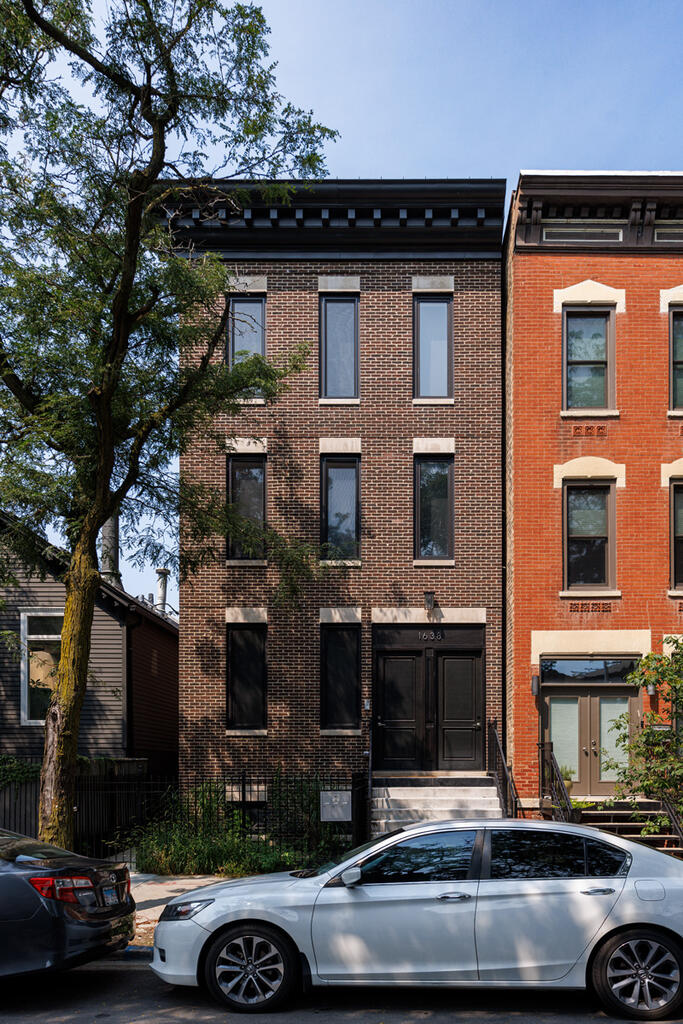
[373,628,484,771]
[544,688,638,796]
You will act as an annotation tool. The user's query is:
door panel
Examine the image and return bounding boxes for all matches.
[438,655,482,769]
[376,652,423,770]
[589,693,631,795]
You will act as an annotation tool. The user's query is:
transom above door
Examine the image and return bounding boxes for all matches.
[541,657,640,797]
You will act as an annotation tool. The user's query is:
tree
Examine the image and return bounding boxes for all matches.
[609,637,683,829]
[0,0,336,848]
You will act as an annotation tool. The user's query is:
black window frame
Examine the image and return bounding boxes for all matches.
[319,294,359,399]
[320,455,361,559]
[226,454,267,561]
[413,294,453,399]
[563,479,615,591]
[320,624,361,730]
[414,455,454,561]
[226,625,267,729]
[672,481,683,589]
[671,308,683,410]
[227,294,266,368]
[562,306,615,411]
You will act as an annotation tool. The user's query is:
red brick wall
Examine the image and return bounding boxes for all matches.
[507,250,681,798]
[180,259,503,780]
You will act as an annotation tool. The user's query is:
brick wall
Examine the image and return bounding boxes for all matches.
[180,259,503,780]
[507,250,682,798]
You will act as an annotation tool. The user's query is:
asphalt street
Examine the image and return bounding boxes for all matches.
[3,962,683,1024]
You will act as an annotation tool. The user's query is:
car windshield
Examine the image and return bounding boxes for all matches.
[299,829,405,877]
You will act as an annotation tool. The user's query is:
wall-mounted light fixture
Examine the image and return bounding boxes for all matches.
[531,674,540,697]
[646,682,656,697]
[423,590,435,614]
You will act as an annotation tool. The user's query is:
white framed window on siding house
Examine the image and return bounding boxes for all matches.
[21,609,63,725]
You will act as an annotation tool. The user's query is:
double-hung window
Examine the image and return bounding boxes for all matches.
[414,457,454,560]
[321,456,360,559]
[228,297,265,399]
[563,308,614,410]
[320,626,361,729]
[671,310,683,410]
[320,296,359,399]
[414,296,452,398]
[21,611,63,724]
[672,483,683,589]
[226,626,267,729]
[564,482,615,589]
[227,455,266,560]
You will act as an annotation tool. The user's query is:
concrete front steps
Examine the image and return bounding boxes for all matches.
[371,773,504,836]
[580,802,683,860]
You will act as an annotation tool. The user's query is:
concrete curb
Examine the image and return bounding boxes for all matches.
[109,944,154,963]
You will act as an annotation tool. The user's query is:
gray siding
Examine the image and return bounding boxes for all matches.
[0,571,126,758]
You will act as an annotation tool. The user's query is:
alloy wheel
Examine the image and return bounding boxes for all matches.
[606,938,680,1012]
[214,933,285,1005]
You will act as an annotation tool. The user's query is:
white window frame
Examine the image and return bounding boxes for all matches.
[20,608,63,726]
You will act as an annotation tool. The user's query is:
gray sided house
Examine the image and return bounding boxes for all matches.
[0,555,179,775]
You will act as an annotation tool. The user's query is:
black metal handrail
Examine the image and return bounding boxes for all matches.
[661,796,683,847]
[538,741,573,822]
[487,720,520,818]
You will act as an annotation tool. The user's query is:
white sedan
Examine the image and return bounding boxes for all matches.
[151,818,683,1020]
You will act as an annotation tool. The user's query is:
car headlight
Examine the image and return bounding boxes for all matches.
[159,899,214,921]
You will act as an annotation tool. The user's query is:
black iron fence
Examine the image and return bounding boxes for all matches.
[0,771,369,870]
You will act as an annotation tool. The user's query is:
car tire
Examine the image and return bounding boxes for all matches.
[203,923,299,1013]
[592,928,683,1021]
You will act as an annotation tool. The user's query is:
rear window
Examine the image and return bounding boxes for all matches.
[0,833,74,863]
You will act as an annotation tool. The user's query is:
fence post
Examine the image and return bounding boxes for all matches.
[240,769,247,837]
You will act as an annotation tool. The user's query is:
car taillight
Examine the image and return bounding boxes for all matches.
[29,875,95,904]
[124,869,130,895]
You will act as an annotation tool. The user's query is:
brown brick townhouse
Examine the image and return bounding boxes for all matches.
[178,180,506,784]
[506,171,683,808]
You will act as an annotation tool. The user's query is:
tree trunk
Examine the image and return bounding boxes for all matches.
[38,533,100,849]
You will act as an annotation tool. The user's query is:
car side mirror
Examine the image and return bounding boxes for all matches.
[340,866,362,887]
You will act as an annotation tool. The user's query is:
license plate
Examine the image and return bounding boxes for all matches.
[102,886,119,906]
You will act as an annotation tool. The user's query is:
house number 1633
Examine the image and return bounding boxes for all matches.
[418,630,443,641]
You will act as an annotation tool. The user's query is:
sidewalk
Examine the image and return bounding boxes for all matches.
[121,872,226,958]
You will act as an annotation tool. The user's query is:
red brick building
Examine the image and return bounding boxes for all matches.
[506,171,683,807]
[179,180,505,783]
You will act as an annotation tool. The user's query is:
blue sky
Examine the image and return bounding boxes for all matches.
[126,0,683,607]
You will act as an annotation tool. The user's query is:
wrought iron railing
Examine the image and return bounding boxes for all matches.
[487,720,520,818]
[538,741,573,822]
[661,796,683,847]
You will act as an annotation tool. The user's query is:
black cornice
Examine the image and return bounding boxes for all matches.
[167,178,506,258]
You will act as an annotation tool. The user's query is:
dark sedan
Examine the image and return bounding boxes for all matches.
[0,828,134,977]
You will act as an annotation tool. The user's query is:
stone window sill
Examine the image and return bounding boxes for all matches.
[237,397,266,406]
[558,590,621,599]
[412,397,454,405]
[319,398,360,405]
[413,559,455,567]
[225,729,268,736]
[225,560,267,567]
[320,729,362,736]
[560,409,620,418]
[667,410,683,418]
[667,590,683,598]
[320,559,362,567]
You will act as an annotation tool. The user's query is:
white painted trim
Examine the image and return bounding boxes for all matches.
[531,629,651,664]
[319,437,361,454]
[318,275,360,292]
[225,607,268,624]
[412,398,455,405]
[19,608,63,727]
[372,607,486,624]
[660,285,683,313]
[553,456,625,488]
[319,398,360,406]
[559,409,620,418]
[319,607,362,624]
[661,458,683,486]
[553,279,625,313]
[227,436,267,454]
[412,275,454,292]
[413,437,455,454]
[233,275,267,293]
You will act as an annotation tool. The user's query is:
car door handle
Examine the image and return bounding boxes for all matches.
[436,892,472,901]
[581,887,615,895]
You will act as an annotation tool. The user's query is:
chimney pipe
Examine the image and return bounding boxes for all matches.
[155,568,170,612]
[101,516,122,588]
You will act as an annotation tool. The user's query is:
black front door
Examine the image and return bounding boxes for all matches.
[373,627,484,772]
